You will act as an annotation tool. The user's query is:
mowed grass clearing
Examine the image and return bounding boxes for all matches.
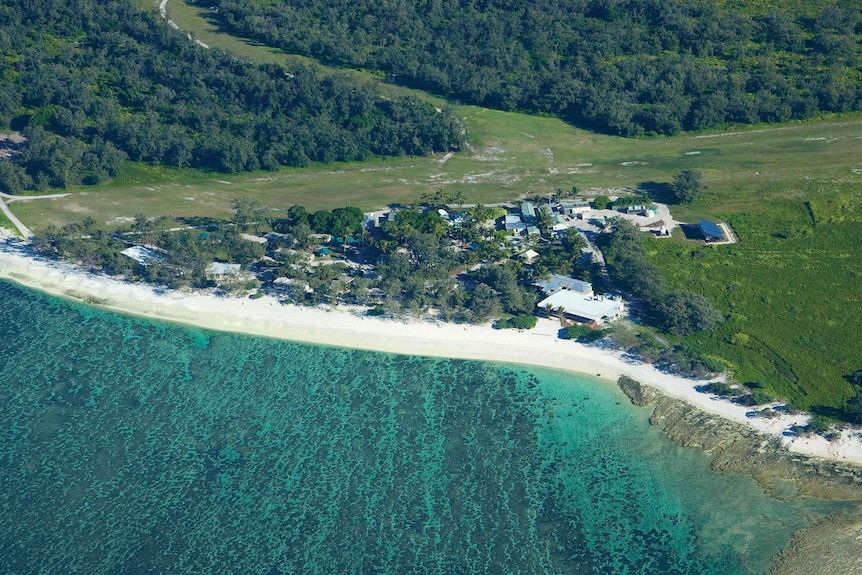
[13,110,862,228]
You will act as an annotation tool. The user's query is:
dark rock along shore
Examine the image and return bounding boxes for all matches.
[618,376,862,575]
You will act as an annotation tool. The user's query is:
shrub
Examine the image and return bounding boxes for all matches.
[703,381,736,396]
[497,315,538,330]
[562,324,606,342]
[672,169,705,203]
[804,415,832,436]
[730,332,750,346]
[751,388,775,405]
[592,195,612,210]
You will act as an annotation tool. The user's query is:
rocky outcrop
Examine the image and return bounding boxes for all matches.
[616,375,657,407]
[618,375,862,575]
[617,376,862,500]
[766,514,862,575]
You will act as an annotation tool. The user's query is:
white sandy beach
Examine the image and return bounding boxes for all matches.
[1,236,861,466]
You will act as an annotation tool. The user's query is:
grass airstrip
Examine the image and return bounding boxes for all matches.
[10,0,862,415]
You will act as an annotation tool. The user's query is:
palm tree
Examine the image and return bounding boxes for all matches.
[535,206,554,237]
[556,306,567,326]
[451,190,466,208]
[432,188,448,206]
[566,227,588,252]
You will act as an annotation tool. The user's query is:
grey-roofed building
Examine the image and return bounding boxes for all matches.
[560,200,591,215]
[504,214,523,231]
[273,276,312,294]
[533,274,594,297]
[699,219,725,242]
[206,262,241,276]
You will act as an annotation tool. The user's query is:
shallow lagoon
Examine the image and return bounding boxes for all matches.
[0,280,841,574]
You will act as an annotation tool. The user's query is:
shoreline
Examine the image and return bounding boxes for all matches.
[2,237,861,466]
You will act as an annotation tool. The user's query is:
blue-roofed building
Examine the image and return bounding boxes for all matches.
[699,219,725,242]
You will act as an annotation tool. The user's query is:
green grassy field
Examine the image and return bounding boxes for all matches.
[13,111,862,230]
[647,185,862,411]
[11,1,862,414]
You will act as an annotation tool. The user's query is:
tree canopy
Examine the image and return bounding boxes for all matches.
[601,217,723,336]
[0,0,463,190]
[214,0,862,135]
[672,170,706,203]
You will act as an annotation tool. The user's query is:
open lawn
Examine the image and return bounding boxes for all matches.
[12,112,862,230]
[11,1,862,415]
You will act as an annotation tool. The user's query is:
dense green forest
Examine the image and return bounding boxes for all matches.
[0,1,462,191]
[215,0,861,135]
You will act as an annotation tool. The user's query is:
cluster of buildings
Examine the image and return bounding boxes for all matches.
[114,191,741,332]
[503,200,593,237]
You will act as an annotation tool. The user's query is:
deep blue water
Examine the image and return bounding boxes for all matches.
[0,279,840,574]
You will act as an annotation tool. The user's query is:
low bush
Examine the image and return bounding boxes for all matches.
[803,415,832,436]
[702,381,736,396]
[562,324,606,343]
[497,315,538,330]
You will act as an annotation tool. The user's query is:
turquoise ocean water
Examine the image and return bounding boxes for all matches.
[0,279,841,574]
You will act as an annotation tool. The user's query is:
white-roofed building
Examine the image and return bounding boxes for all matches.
[551,214,568,231]
[206,262,241,277]
[519,249,540,265]
[120,246,164,267]
[272,276,312,295]
[537,290,623,325]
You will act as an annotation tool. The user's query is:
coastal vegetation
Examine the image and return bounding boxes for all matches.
[29,199,547,324]
[0,0,462,191]
[3,4,862,573]
[213,0,861,135]
[645,198,862,413]
[600,218,724,336]
[2,1,862,424]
